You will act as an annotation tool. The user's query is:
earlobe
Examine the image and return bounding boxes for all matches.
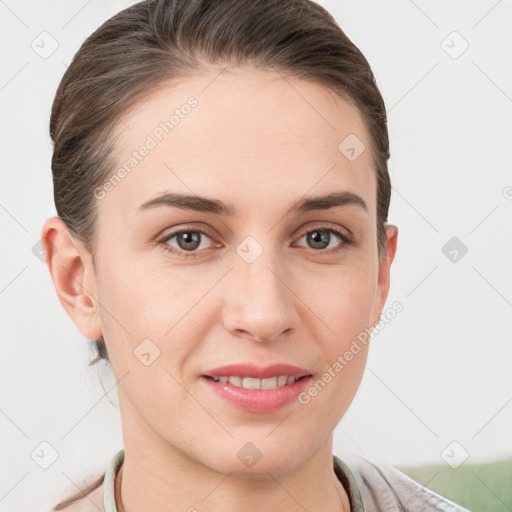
[41,217,102,341]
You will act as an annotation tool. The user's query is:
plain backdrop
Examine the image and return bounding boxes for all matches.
[1,1,511,511]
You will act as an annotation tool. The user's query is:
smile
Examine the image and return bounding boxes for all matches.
[202,374,313,413]
[207,375,305,389]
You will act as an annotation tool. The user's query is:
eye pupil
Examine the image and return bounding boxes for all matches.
[307,230,330,249]
[177,232,201,251]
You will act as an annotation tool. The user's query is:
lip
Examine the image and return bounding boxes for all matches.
[202,363,311,379]
[201,364,313,413]
[201,375,313,413]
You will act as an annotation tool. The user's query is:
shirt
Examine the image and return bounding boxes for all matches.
[53,448,471,511]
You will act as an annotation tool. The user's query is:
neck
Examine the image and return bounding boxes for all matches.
[114,392,351,512]
[114,441,350,512]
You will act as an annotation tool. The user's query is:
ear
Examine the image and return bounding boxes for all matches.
[371,224,398,327]
[41,216,102,341]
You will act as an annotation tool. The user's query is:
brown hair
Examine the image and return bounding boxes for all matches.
[50,0,390,393]
[52,473,104,511]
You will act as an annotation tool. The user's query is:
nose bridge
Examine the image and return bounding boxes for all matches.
[222,238,297,342]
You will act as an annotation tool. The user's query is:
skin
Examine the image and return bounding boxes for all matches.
[43,67,398,512]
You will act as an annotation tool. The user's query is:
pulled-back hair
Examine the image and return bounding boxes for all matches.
[50,0,390,386]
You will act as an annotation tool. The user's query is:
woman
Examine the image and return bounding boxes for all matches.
[42,0,469,510]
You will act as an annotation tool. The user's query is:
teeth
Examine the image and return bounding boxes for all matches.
[261,377,277,389]
[243,377,261,389]
[211,375,301,389]
[277,375,288,386]
[229,376,242,387]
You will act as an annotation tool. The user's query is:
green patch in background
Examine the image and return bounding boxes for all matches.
[394,458,512,512]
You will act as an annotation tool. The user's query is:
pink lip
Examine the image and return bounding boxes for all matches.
[202,363,311,379]
[200,364,313,413]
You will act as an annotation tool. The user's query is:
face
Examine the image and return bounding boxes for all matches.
[62,68,396,477]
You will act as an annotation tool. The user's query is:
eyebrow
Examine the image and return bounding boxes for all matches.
[138,190,368,216]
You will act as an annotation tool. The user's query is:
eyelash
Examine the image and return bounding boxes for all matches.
[157,224,353,258]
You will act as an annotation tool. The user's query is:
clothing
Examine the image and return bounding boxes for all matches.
[55,448,471,511]
[332,451,470,511]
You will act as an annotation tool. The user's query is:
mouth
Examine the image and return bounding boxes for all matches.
[202,374,311,390]
[201,363,312,385]
[200,363,313,412]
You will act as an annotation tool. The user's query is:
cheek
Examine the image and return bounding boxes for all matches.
[96,256,222,381]
[299,260,377,406]
[306,260,378,342]
[298,269,374,417]
[99,257,191,328]
[95,259,185,361]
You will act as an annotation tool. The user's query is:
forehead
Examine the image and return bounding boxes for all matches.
[101,67,376,221]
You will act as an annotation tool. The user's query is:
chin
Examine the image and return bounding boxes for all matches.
[198,443,310,480]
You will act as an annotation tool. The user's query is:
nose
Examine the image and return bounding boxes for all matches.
[221,248,298,343]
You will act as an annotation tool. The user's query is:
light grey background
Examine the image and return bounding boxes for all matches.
[1,1,511,511]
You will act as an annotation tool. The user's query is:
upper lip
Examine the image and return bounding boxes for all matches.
[203,364,312,379]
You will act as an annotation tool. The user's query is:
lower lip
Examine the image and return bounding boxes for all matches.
[201,375,313,413]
